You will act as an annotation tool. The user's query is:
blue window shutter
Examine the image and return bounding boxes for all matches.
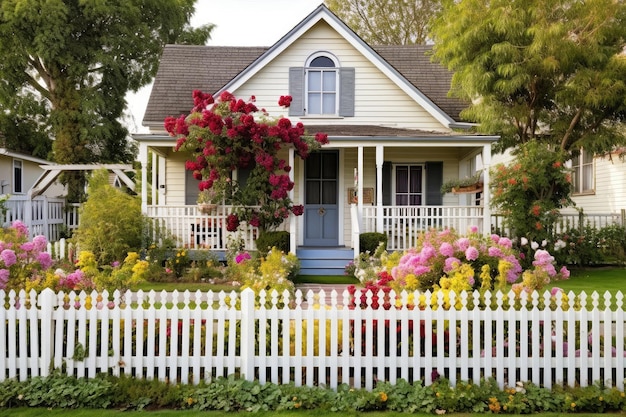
[339,67,355,117]
[425,161,443,205]
[289,67,305,116]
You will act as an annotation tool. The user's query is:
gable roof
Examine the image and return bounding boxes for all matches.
[143,4,468,129]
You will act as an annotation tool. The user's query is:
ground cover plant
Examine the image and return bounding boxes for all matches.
[1,373,625,413]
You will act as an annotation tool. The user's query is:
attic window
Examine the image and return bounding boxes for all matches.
[306,54,339,115]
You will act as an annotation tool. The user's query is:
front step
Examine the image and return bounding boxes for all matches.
[296,247,355,276]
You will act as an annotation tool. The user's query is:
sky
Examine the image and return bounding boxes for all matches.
[126,0,323,133]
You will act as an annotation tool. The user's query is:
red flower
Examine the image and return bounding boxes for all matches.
[291,205,304,216]
[278,95,292,107]
[226,214,240,232]
[315,132,329,145]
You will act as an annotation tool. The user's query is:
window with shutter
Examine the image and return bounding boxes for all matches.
[289,52,355,117]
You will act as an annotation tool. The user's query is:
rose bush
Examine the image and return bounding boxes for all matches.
[166,90,328,232]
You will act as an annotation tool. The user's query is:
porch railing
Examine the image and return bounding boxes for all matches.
[145,205,261,252]
[3,195,79,241]
[362,205,485,251]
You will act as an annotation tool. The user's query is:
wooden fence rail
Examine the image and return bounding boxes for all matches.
[2,288,624,390]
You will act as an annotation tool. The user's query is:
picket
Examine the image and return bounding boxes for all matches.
[1,287,626,390]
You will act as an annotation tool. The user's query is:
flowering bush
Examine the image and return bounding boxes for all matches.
[490,141,573,246]
[0,221,54,291]
[166,90,329,232]
[347,227,570,309]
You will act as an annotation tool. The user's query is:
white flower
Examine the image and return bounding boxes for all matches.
[531,241,539,250]
[520,237,528,246]
[541,239,547,247]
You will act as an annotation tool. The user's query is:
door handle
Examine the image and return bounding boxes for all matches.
[318,207,326,216]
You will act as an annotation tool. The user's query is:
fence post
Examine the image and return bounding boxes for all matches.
[239,288,255,382]
[38,288,57,377]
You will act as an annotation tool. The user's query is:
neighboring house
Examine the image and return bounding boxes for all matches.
[0,146,135,241]
[133,4,499,274]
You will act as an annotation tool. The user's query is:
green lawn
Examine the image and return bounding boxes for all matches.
[135,267,624,295]
[547,266,626,295]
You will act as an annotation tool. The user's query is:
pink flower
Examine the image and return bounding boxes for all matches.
[235,252,251,264]
[455,238,470,251]
[444,257,461,273]
[1,249,17,267]
[0,268,9,288]
[498,237,513,248]
[559,266,570,279]
[36,252,53,270]
[488,246,502,257]
[465,246,479,261]
[439,242,454,257]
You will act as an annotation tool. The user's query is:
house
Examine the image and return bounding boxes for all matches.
[0,146,136,241]
[133,4,499,274]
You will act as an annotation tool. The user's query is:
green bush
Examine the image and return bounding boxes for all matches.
[72,169,146,265]
[255,230,289,255]
[359,232,388,253]
[2,374,625,413]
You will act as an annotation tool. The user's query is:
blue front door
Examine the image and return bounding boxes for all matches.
[304,150,339,246]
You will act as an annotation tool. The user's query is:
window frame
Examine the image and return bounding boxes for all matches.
[570,149,595,195]
[13,159,23,194]
[304,53,339,116]
[392,163,425,206]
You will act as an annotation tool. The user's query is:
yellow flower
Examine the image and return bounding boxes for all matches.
[187,397,194,406]
[379,392,388,402]
[570,402,576,408]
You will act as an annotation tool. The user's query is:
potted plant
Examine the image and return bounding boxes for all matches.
[197,189,219,214]
[440,171,483,194]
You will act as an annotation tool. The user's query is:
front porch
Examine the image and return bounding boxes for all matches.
[146,203,484,255]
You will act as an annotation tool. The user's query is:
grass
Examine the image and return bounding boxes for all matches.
[547,266,626,295]
[134,267,624,295]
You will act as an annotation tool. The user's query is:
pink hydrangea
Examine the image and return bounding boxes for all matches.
[439,242,454,257]
[465,246,479,261]
[444,257,461,273]
[1,249,17,267]
[456,237,470,251]
[0,268,8,289]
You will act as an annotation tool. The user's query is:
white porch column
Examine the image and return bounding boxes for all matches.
[138,143,149,213]
[288,147,296,253]
[482,143,492,236]
[357,145,363,215]
[375,145,384,233]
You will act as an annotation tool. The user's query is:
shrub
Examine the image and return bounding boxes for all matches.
[359,232,388,253]
[0,220,54,291]
[72,169,145,265]
[255,230,289,255]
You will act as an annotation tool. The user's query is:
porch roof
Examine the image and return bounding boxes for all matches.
[133,125,498,147]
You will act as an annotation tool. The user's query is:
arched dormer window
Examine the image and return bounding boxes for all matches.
[288,53,355,118]
[306,54,338,115]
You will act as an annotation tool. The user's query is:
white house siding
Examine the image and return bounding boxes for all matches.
[230,22,450,133]
[0,155,47,195]
[567,154,626,214]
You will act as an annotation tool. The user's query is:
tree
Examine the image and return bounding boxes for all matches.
[430,0,626,157]
[167,90,329,234]
[325,0,441,45]
[0,0,213,201]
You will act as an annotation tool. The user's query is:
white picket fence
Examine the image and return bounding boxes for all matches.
[1,288,625,390]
